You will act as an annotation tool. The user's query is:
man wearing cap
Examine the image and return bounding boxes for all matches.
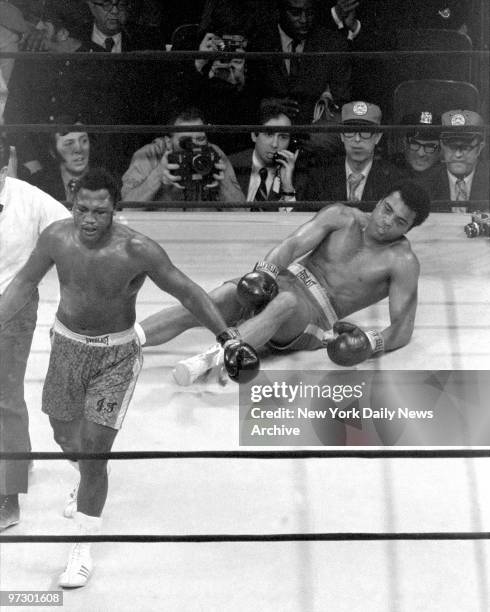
[391,111,442,178]
[301,101,406,206]
[417,110,488,213]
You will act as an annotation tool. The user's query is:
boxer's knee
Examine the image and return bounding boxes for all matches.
[49,417,80,454]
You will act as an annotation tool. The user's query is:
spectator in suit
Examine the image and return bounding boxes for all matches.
[391,111,442,179]
[301,101,407,207]
[248,0,351,125]
[4,0,165,180]
[417,109,488,213]
[30,116,91,207]
[121,106,244,209]
[229,100,303,210]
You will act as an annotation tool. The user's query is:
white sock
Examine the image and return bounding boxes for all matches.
[75,512,102,534]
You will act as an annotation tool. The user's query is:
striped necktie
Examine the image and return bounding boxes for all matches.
[455,178,468,201]
[347,172,364,202]
[254,167,269,201]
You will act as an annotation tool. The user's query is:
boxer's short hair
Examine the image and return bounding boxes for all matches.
[387,180,431,228]
[74,167,120,206]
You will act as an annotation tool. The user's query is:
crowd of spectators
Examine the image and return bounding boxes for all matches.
[0,0,488,212]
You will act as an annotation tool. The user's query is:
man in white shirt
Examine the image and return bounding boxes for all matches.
[229,100,300,211]
[0,138,70,531]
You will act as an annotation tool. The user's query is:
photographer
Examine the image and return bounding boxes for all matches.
[121,107,245,209]
[168,30,259,154]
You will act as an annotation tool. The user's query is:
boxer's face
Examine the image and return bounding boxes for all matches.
[73,187,114,244]
[55,131,90,176]
[441,137,484,177]
[369,191,416,242]
[404,137,440,172]
[252,114,291,166]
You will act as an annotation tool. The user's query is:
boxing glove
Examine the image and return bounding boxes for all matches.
[325,321,384,367]
[236,261,280,312]
[216,327,260,383]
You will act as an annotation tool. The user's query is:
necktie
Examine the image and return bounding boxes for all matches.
[347,173,364,202]
[67,179,79,203]
[288,40,301,77]
[254,167,269,202]
[455,178,468,201]
[104,37,115,52]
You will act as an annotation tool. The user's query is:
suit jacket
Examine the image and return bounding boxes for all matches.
[300,157,408,208]
[248,23,351,123]
[228,147,310,207]
[5,22,165,176]
[416,160,490,210]
[28,164,67,203]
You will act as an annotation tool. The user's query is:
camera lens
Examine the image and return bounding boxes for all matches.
[192,152,214,175]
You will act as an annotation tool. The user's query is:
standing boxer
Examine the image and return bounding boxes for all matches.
[0,167,257,587]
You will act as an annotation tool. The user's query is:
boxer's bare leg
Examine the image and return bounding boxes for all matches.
[142,283,241,346]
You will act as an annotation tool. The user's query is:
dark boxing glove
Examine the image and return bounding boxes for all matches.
[325,321,384,367]
[216,327,260,384]
[236,261,280,312]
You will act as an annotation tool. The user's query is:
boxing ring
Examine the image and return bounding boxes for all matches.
[1,210,490,611]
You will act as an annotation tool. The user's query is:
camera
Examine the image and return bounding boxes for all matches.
[215,34,247,52]
[168,137,220,190]
[464,211,490,238]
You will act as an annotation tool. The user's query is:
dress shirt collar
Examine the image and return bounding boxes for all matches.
[345,158,373,179]
[92,24,122,52]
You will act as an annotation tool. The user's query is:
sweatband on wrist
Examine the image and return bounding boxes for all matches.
[254,261,280,279]
[216,326,241,346]
[134,322,146,346]
[366,329,384,354]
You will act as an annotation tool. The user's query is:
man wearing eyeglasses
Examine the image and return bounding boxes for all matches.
[391,111,442,178]
[302,101,406,206]
[417,110,488,213]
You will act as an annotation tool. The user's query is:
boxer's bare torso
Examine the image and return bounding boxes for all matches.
[304,207,418,319]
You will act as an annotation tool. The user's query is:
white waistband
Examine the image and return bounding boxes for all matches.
[53,317,137,346]
[288,263,338,326]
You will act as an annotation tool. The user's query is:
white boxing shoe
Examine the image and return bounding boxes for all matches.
[58,543,93,588]
[173,344,224,386]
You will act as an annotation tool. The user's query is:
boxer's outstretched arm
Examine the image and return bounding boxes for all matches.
[263,204,347,268]
[136,237,229,337]
[0,230,54,328]
[382,250,420,352]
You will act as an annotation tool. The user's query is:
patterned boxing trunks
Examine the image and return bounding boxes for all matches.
[42,318,143,429]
